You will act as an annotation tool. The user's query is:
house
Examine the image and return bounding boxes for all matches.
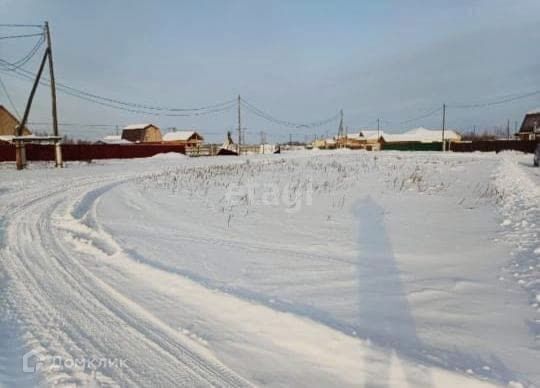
[121,123,162,143]
[0,105,31,139]
[346,133,364,148]
[518,109,540,140]
[312,138,337,149]
[381,127,460,143]
[359,130,384,143]
[95,135,132,145]
[162,130,204,147]
[380,127,461,151]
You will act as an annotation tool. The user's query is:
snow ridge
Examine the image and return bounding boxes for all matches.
[494,155,540,338]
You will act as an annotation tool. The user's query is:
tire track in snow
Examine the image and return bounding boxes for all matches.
[0,173,252,387]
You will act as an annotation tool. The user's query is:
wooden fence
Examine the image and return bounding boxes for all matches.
[450,140,538,153]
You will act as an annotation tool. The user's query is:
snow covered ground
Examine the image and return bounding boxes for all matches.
[0,150,538,387]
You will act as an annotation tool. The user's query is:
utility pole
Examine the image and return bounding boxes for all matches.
[506,119,510,140]
[17,22,62,170]
[237,94,241,155]
[18,39,49,137]
[289,133,292,146]
[377,118,380,138]
[241,127,247,145]
[260,131,265,153]
[45,22,58,137]
[337,109,344,148]
[441,103,446,152]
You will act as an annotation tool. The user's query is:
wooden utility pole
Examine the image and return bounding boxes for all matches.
[337,109,344,148]
[18,40,49,137]
[441,103,446,152]
[16,21,62,170]
[45,22,58,138]
[237,94,241,155]
[506,119,510,139]
[16,30,49,170]
[377,118,380,138]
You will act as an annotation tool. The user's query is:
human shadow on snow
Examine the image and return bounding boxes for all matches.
[354,196,523,387]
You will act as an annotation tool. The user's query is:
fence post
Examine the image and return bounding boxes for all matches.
[55,141,63,167]
[15,141,26,170]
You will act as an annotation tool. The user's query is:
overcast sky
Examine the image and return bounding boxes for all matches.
[1,0,540,142]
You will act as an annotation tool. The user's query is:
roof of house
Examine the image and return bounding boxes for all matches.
[347,133,364,140]
[98,135,132,144]
[123,123,155,130]
[359,130,385,140]
[381,127,461,143]
[519,111,540,133]
[162,131,203,142]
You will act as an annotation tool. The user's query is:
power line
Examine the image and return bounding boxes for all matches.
[1,64,236,112]
[28,122,117,127]
[0,67,238,116]
[448,89,540,109]
[0,55,237,113]
[241,97,340,129]
[0,24,43,28]
[0,32,44,40]
[0,35,45,71]
[0,73,21,119]
[397,106,442,125]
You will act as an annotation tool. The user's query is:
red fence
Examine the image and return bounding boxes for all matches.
[450,140,538,153]
[0,143,186,162]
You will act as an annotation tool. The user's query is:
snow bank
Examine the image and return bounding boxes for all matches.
[150,152,188,160]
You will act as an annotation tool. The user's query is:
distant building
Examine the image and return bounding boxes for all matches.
[380,127,461,144]
[121,123,162,143]
[0,105,31,142]
[162,130,204,147]
[313,138,337,149]
[380,127,461,151]
[359,130,384,143]
[518,109,540,140]
[95,135,132,145]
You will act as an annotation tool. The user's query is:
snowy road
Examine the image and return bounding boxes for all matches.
[0,151,538,387]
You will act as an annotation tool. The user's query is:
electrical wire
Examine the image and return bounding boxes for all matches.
[0,35,45,71]
[448,89,540,109]
[0,61,237,112]
[241,97,340,128]
[0,66,238,116]
[0,73,21,119]
[397,106,443,125]
[0,24,43,28]
[0,32,44,40]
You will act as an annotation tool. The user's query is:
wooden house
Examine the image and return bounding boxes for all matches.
[518,110,540,140]
[121,123,162,143]
[162,130,204,147]
[0,105,31,142]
